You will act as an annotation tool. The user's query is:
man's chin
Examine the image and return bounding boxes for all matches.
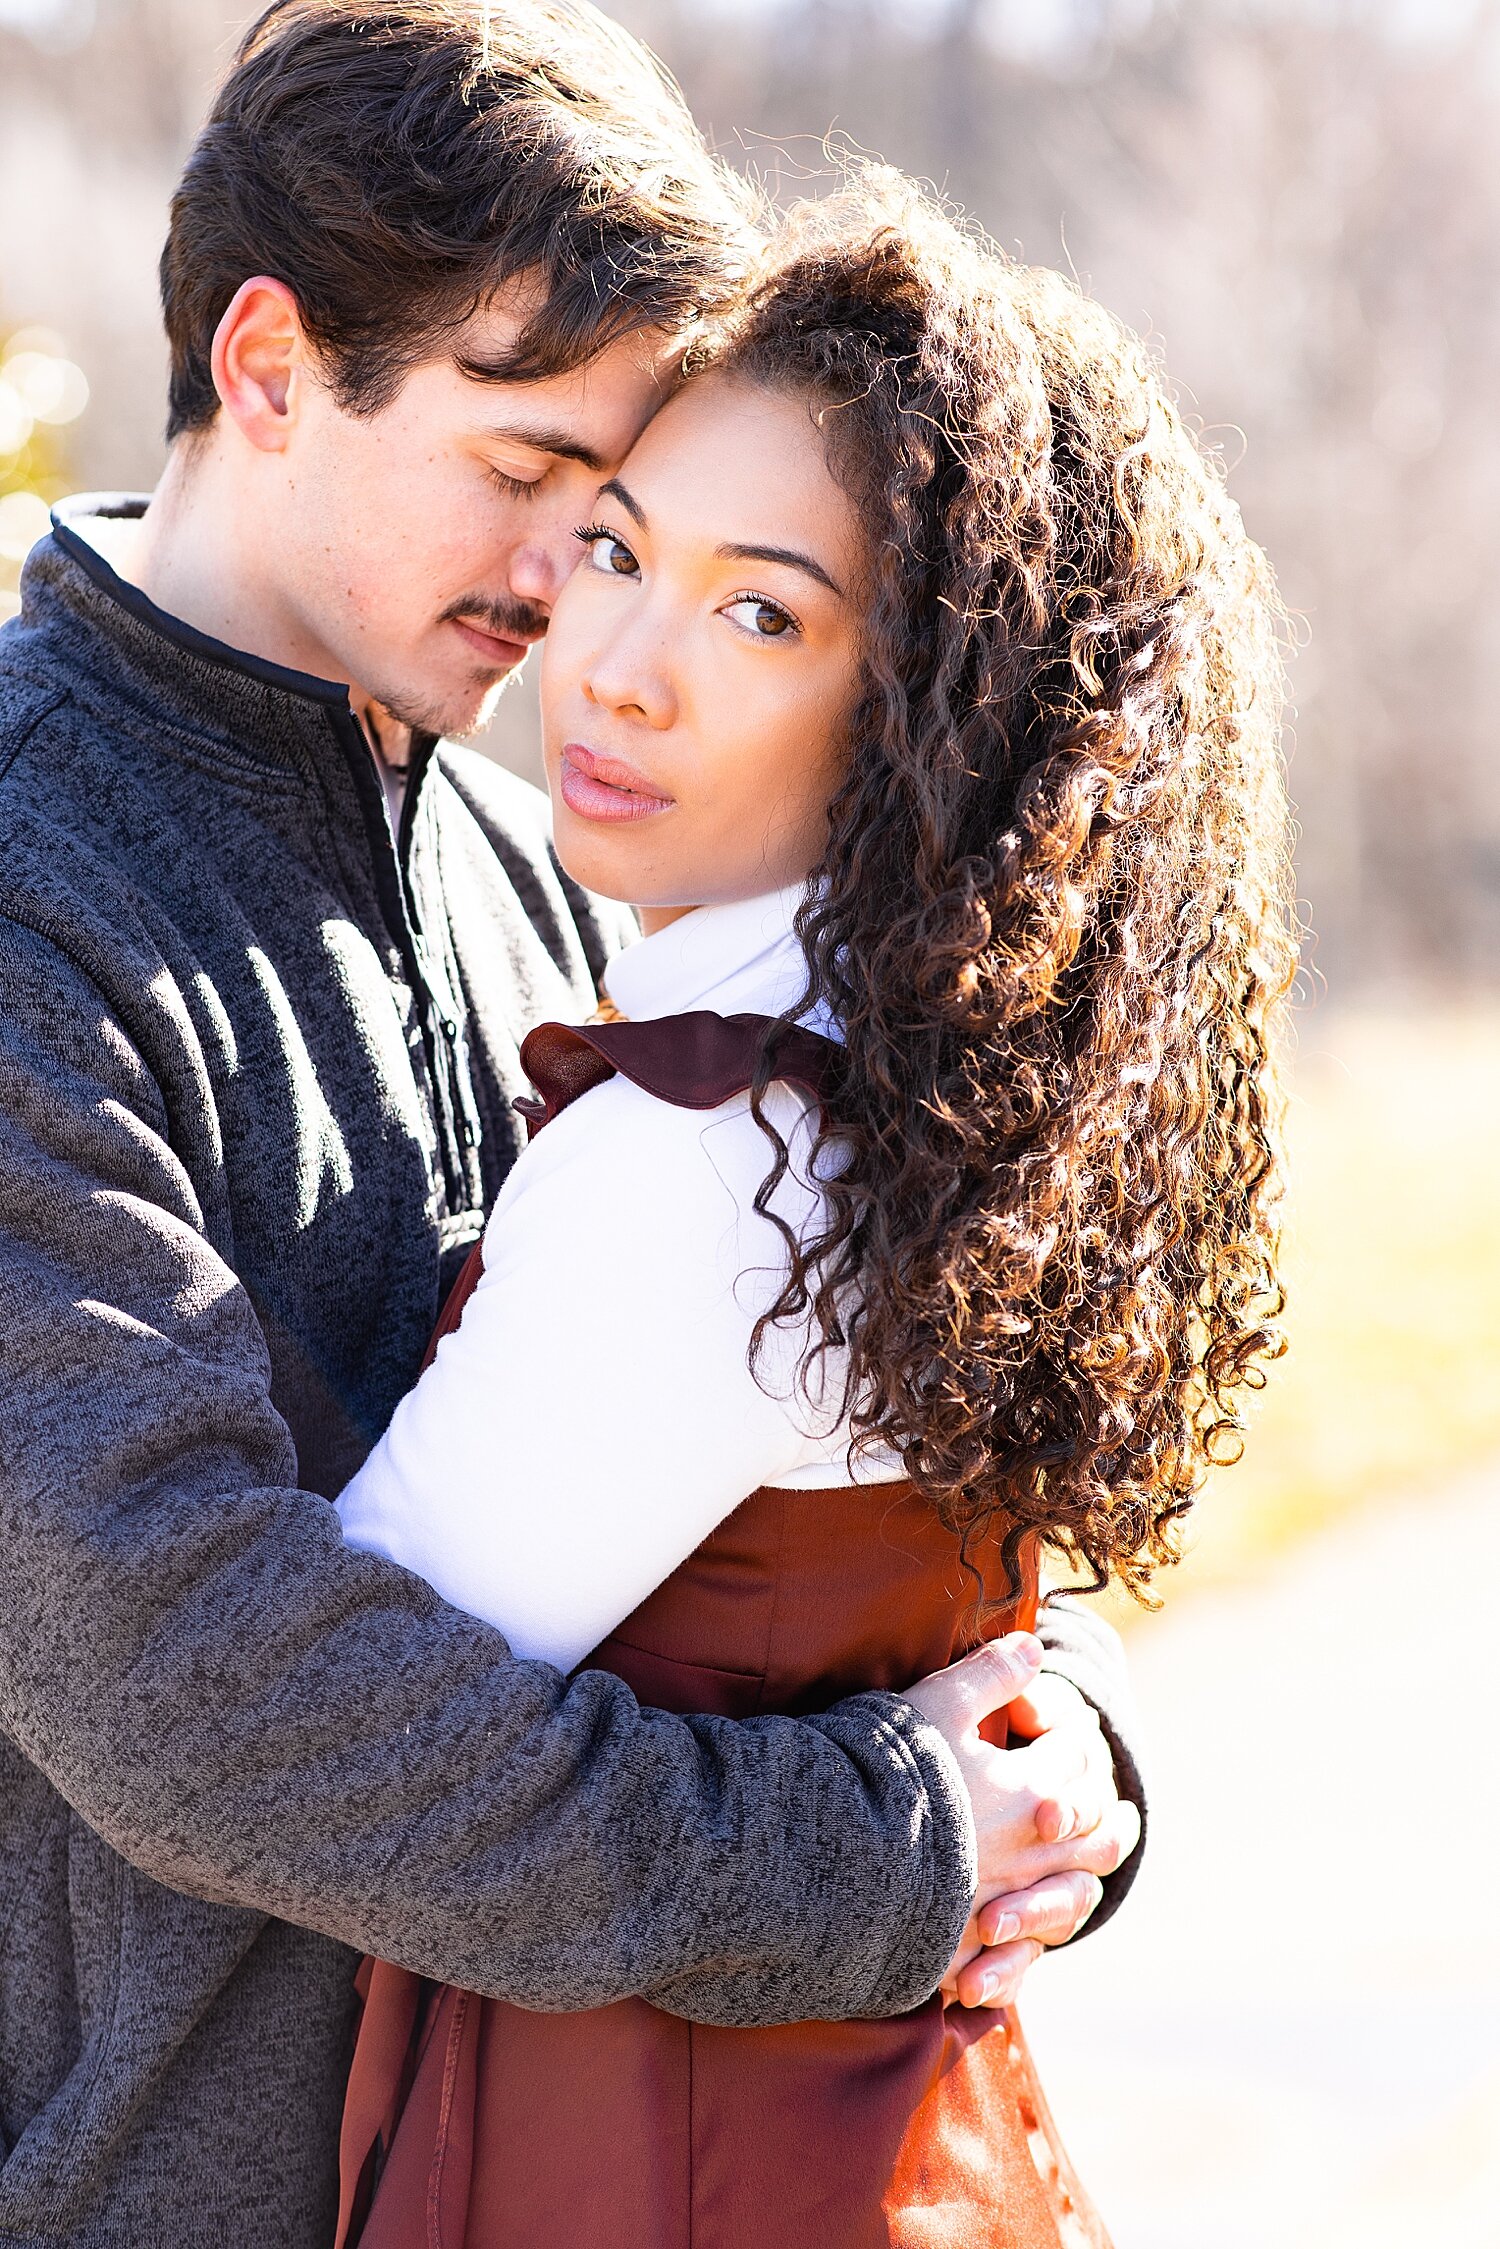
[375,667,519,744]
[448,673,516,741]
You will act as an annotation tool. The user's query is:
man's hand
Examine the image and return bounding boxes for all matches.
[904,1634,1142,2010]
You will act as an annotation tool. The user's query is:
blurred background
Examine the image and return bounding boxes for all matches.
[2,0,1497,2240]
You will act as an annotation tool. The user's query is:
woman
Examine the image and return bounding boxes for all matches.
[335,174,1294,2249]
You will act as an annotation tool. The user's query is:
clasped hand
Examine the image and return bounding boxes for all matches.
[904,1631,1141,2011]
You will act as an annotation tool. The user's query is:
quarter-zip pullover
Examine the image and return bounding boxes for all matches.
[0,502,1144,2247]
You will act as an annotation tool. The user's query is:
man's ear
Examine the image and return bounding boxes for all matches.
[210,277,313,454]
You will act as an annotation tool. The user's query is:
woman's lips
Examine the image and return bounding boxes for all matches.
[559,744,674,825]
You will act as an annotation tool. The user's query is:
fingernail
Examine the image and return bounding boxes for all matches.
[992,1912,1021,1943]
[979,1975,1002,2006]
[1012,1633,1043,1665]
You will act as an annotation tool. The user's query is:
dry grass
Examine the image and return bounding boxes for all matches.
[1093,1006,1500,1624]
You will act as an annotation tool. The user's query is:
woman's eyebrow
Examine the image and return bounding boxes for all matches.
[597,476,647,528]
[594,486,843,597]
[715,541,843,598]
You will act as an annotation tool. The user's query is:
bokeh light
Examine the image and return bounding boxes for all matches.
[0,383,31,463]
[4,349,90,428]
[0,328,89,461]
[0,488,52,565]
[0,325,87,618]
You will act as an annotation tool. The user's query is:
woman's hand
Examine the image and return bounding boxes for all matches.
[903,1636,1142,2009]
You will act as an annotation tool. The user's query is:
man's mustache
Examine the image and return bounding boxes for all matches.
[440,593,550,645]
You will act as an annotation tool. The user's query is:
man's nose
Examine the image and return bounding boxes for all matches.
[507,531,575,612]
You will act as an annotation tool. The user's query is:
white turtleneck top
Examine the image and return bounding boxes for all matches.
[337,884,901,1674]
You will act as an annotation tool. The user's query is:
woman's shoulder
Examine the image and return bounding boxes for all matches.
[484,1033,828,1259]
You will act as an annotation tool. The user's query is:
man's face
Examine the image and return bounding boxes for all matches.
[275,297,682,739]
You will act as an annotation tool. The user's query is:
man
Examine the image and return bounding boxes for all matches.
[0,4,1143,2241]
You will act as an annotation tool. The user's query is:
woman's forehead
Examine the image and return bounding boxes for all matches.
[620,374,861,579]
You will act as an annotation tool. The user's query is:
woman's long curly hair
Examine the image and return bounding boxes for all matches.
[710,176,1296,1603]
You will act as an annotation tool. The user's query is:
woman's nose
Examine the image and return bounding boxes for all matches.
[581,613,677,730]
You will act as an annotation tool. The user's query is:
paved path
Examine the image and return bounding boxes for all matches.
[1020,1459,1500,2249]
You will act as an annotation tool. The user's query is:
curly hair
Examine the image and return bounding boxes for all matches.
[708,176,1296,1603]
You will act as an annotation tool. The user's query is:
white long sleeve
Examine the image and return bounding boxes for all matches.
[337,885,900,1671]
[337,1067,874,1671]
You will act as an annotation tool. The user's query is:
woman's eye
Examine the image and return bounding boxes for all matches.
[577,529,640,578]
[723,596,800,640]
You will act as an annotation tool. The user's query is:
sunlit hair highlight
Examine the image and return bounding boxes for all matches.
[708,175,1295,1602]
[161,0,761,441]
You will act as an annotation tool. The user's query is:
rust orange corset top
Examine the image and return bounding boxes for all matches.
[336,1010,1109,2249]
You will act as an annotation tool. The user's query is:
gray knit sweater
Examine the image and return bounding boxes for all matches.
[0,502,1144,2247]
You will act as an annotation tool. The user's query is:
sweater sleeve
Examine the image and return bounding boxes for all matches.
[0,913,976,2025]
[339,1070,1151,1934]
[338,1074,845,1672]
[1035,1598,1149,1937]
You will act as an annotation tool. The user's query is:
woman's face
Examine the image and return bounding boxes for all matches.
[539,372,864,923]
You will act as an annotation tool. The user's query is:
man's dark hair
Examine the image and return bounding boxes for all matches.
[160,0,760,441]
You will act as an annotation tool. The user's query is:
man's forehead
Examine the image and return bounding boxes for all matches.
[457,325,688,463]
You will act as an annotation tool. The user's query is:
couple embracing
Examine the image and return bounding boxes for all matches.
[0,3,1293,2245]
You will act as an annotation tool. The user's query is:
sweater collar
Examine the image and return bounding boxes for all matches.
[20,496,434,790]
[603,882,839,1039]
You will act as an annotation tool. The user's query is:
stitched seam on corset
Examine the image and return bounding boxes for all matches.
[599,1640,764,1684]
[686,2016,695,2249]
[427,1990,470,2249]
[753,1489,792,1718]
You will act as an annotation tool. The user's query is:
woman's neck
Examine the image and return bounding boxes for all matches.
[636,903,701,936]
